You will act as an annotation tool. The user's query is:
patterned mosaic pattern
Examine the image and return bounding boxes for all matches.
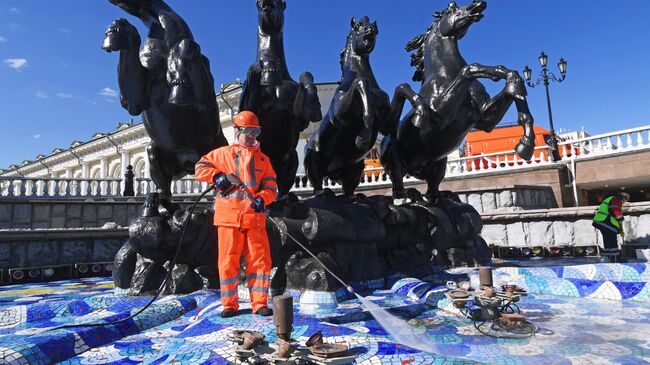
[484,263,650,302]
[1,265,650,364]
[497,263,650,282]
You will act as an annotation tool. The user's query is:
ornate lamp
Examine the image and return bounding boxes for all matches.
[523,65,532,82]
[558,58,567,75]
[538,51,548,68]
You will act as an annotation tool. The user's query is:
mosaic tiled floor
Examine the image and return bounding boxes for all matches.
[2,264,650,364]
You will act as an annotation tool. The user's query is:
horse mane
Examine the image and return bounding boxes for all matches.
[405,24,433,82]
[339,31,354,73]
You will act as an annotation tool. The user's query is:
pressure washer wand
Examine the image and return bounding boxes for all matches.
[233,182,355,294]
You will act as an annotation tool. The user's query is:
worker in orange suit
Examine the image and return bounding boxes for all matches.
[195,111,277,318]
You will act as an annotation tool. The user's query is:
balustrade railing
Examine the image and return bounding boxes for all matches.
[3,126,648,198]
[0,177,123,198]
[557,125,650,160]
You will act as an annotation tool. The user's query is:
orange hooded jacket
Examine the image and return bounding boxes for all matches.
[195,144,278,229]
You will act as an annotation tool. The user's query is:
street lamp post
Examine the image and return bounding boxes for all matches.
[523,52,567,161]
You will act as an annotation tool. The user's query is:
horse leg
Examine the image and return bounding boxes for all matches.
[460,64,528,100]
[293,72,322,130]
[387,83,430,134]
[275,151,299,198]
[102,18,150,116]
[353,79,375,150]
[422,157,448,202]
[166,39,203,106]
[428,66,484,131]
[329,78,372,149]
[304,138,324,195]
[513,98,536,160]
[468,67,536,160]
[146,143,174,216]
[341,161,365,198]
[379,137,407,199]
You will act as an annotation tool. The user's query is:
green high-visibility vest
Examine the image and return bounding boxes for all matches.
[593,196,620,229]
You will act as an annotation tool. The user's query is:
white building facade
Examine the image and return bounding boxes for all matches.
[0,82,338,182]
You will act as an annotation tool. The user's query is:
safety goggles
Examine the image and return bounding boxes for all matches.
[237,127,261,137]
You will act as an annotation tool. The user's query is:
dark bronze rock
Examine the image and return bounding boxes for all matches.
[104,0,228,214]
[112,240,137,289]
[380,0,536,199]
[304,16,390,196]
[114,194,486,295]
[240,0,322,198]
[113,204,218,295]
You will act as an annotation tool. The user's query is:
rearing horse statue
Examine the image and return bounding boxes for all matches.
[102,0,227,214]
[304,16,390,197]
[240,0,322,199]
[381,0,536,199]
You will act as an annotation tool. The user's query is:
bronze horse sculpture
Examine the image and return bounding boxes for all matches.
[381,0,536,199]
[304,16,390,197]
[102,0,227,213]
[240,0,322,199]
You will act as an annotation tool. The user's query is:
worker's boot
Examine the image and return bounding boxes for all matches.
[255,306,273,316]
[221,308,237,318]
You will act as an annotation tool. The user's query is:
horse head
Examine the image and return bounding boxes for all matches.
[257,0,286,34]
[340,16,378,71]
[434,0,486,40]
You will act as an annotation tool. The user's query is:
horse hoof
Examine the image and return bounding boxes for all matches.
[102,19,139,52]
[515,140,534,160]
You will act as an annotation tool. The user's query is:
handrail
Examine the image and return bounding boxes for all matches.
[2,125,649,198]
[557,125,650,146]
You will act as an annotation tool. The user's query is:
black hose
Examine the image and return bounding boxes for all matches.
[48,186,215,331]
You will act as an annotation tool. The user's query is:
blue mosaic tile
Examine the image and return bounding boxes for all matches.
[3,264,650,364]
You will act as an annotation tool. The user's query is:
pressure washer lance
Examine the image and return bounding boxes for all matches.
[230,180,354,294]
[231,181,447,355]
[47,185,216,331]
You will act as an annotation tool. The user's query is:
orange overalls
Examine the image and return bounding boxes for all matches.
[195,144,278,312]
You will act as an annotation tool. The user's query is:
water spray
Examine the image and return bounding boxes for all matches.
[233,181,446,355]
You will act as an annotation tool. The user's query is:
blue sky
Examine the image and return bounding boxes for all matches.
[1,0,650,169]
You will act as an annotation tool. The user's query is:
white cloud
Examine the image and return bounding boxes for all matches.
[56,92,74,99]
[35,91,48,99]
[9,7,20,13]
[7,23,18,31]
[3,58,27,70]
[33,134,40,139]
[99,87,118,98]
[56,27,71,33]
[0,36,6,43]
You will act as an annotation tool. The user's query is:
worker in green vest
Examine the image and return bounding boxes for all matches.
[592,192,630,262]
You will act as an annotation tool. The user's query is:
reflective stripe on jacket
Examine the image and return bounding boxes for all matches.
[593,196,623,232]
[195,144,278,228]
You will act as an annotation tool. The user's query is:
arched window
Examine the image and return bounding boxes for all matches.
[109,162,122,178]
[133,158,147,178]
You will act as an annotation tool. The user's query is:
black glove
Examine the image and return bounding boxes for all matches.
[251,197,265,212]
[213,173,233,192]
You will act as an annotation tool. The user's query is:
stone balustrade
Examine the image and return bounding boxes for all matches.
[558,125,650,160]
[0,177,123,198]
[1,125,648,199]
